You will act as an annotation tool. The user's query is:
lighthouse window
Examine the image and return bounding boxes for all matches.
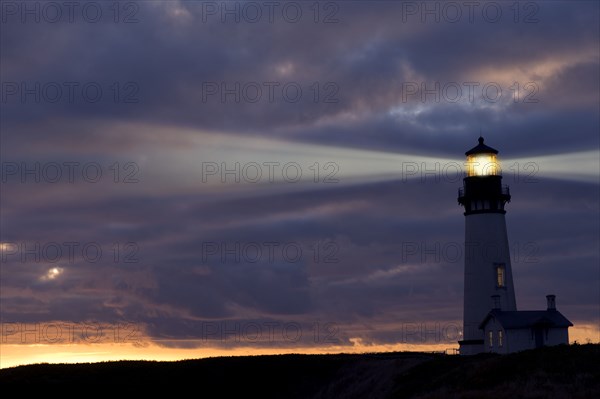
[488,331,493,348]
[498,330,503,347]
[496,264,506,287]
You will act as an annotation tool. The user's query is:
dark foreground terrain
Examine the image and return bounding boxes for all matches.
[1,344,598,398]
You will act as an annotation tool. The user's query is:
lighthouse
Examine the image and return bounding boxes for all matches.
[458,137,517,355]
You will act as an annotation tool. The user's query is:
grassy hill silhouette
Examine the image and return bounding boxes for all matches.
[1,344,598,397]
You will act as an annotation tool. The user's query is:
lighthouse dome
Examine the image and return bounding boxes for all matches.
[465,137,499,156]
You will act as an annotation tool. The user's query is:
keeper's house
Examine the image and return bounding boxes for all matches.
[479,294,573,354]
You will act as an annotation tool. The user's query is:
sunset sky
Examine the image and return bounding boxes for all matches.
[1,0,599,368]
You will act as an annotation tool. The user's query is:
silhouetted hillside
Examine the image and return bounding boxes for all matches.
[1,344,598,398]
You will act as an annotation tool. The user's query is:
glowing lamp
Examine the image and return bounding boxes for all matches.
[465,137,500,176]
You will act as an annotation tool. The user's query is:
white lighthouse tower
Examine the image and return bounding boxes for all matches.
[458,137,517,355]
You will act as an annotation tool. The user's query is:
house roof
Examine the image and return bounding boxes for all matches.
[479,309,573,330]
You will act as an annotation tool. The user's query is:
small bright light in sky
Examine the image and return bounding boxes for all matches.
[41,267,64,281]
[0,242,16,253]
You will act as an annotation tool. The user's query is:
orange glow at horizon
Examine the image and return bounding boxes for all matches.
[1,324,598,370]
[0,342,458,369]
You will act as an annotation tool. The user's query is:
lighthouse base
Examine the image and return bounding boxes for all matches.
[458,339,484,356]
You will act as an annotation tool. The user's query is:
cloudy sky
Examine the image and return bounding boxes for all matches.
[1,0,598,366]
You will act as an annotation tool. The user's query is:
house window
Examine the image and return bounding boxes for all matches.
[488,330,493,348]
[498,330,503,347]
[495,264,506,287]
